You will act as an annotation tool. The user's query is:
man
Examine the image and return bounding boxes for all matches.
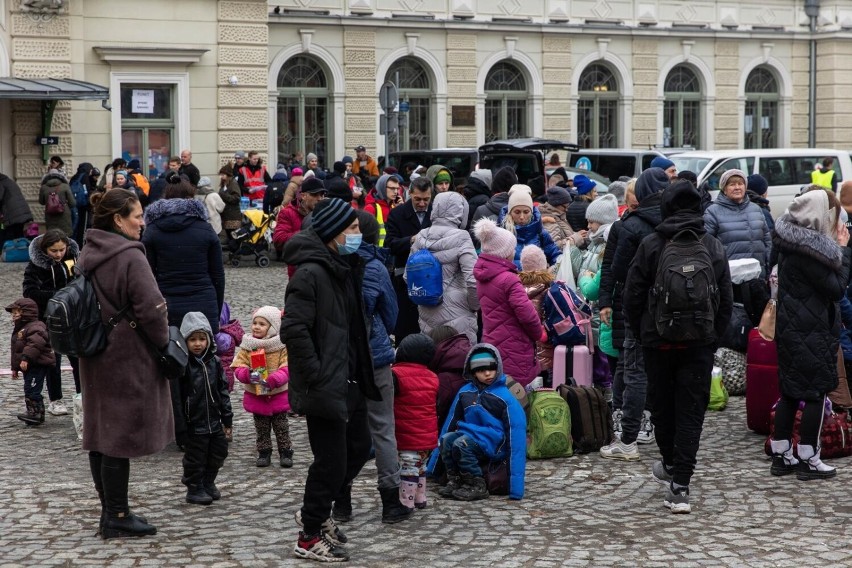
[650,156,678,180]
[812,157,836,189]
[179,149,201,186]
[233,151,247,187]
[149,156,181,203]
[273,177,327,273]
[352,145,379,178]
[282,198,381,563]
[239,151,272,202]
[364,174,401,247]
[385,176,433,342]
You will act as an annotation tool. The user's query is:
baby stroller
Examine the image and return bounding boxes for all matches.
[226,209,273,267]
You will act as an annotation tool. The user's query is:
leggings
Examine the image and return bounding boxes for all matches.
[773,395,825,447]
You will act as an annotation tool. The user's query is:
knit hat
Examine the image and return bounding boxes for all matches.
[677,170,698,186]
[635,167,670,203]
[606,180,627,204]
[355,210,379,245]
[306,152,318,163]
[650,156,675,171]
[291,167,304,176]
[252,306,281,339]
[234,151,246,159]
[395,333,436,367]
[127,158,141,171]
[433,169,452,186]
[573,175,595,195]
[312,198,357,243]
[586,193,619,225]
[528,175,546,199]
[429,325,459,345]
[520,244,548,272]
[546,185,572,206]
[491,166,518,195]
[197,176,212,189]
[333,161,346,174]
[303,169,315,180]
[326,177,353,202]
[219,164,233,176]
[474,217,517,260]
[719,169,747,192]
[273,167,289,182]
[747,173,768,196]
[301,177,326,194]
[507,184,534,212]
[469,350,498,372]
[342,155,354,165]
[115,169,128,178]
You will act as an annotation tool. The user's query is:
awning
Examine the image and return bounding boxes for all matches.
[0,78,109,101]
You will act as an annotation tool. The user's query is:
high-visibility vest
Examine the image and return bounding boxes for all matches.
[240,165,267,200]
[376,201,386,247]
[812,169,836,189]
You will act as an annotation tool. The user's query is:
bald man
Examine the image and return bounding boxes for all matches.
[179,149,200,185]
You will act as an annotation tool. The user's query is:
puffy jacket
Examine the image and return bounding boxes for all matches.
[273,201,307,278]
[464,172,492,228]
[498,206,562,269]
[473,253,542,385]
[704,193,772,275]
[233,343,291,416]
[429,333,472,427]
[0,173,33,225]
[22,235,79,319]
[539,201,583,249]
[565,198,591,232]
[217,311,243,392]
[8,298,54,371]
[393,362,439,452]
[356,242,398,369]
[39,172,76,235]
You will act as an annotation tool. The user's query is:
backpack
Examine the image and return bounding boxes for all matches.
[526,389,573,459]
[542,281,593,347]
[556,383,613,453]
[504,375,529,415]
[406,232,443,306]
[45,266,129,358]
[46,191,65,215]
[71,178,88,208]
[266,180,286,210]
[651,230,718,342]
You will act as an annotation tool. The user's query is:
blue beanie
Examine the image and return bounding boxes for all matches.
[573,174,595,196]
[747,173,769,196]
[469,350,498,371]
[650,156,675,171]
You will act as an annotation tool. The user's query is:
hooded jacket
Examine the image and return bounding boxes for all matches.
[142,198,225,334]
[194,183,226,235]
[426,343,527,500]
[498,206,562,269]
[217,305,243,391]
[39,171,76,235]
[704,192,772,274]
[429,333,473,427]
[773,191,851,401]
[8,297,54,371]
[406,192,479,342]
[426,164,455,192]
[747,190,775,232]
[281,228,381,421]
[472,192,510,225]
[356,241,398,369]
[0,173,33,226]
[464,170,493,228]
[393,335,440,452]
[177,312,233,435]
[23,235,79,319]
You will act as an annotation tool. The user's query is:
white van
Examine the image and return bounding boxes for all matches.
[670,149,852,217]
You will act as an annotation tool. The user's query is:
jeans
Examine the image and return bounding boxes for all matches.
[182,431,229,487]
[47,353,80,401]
[440,432,486,477]
[644,346,714,487]
[23,365,49,403]
[619,327,648,445]
[366,365,401,490]
[610,354,623,410]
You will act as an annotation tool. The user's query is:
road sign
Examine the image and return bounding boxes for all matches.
[379,81,398,112]
[398,100,410,113]
[575,157,592,170]
[379,113,398,135]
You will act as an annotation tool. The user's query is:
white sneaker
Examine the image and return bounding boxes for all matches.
[637,410,655,445]
[599,439,640,461]
[47,401,68,416]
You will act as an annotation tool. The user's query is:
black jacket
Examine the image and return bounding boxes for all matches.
[566,199,591,232]
[774,216,851,401]
[149,172,168,204]
[0,173,34,225]
[179,163,201,186]
[177,317,233,436]
[385,199,432,269]
[22,235,79,320]
[281,229,381,421]
[464,177,491,229]
[747,191,775,232]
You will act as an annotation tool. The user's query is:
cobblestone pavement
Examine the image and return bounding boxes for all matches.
[1,261,851,567]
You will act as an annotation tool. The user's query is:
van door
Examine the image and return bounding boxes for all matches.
[703,156,755,191]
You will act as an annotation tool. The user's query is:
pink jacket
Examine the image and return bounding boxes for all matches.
[233,347,290,416]
[473,253,543,385]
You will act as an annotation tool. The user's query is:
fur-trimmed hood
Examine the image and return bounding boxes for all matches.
[40,171,68,185]
[773,215,843,269]
[143,197,209,232]
[28,234,79,270]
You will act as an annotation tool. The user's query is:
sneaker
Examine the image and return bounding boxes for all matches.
[295,511,348,547]
[47,401,68,416]
[637,410,656,445]
[664,484,691,514]
[293,531,349,563]
[612,409,623,440]
[599,439,640,461]
[651,460,673,486]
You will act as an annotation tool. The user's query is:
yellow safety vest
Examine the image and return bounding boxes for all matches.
[811,169,835,189]
[376,202,386,247]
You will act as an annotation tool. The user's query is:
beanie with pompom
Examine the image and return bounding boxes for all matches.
[520,245,548,272]
[474,217,517,260]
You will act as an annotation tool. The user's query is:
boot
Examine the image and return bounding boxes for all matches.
[415,476,428,510]
[101,457,156,539]
[769,439,799,476]
[279,448,294,468]
[399,476,418,510]
[255,449,272,467]
[331,482,352,522]
[89,452,106,537]
[452,474,488,501]
[186,484,214,505]
[437,471,463,498]
[202,471,221,501]
[379,486,413,524]
[17,398,42,425]
[796,444,836,480]
[34,399,45,424]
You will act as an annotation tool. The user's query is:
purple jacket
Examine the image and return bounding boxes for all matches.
[473,253,543,385]
[429,333,473,427]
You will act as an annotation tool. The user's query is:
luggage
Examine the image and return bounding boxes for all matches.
[746,328,780,435]
[542,281,592,347]
[2,237,30,262]
[556,384,613,454]
[714,347,746,396]
[764,405,852,460]
[526,389,573,459]
[552,344,593,388]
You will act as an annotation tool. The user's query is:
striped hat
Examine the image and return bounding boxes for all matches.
[312,198,357,243]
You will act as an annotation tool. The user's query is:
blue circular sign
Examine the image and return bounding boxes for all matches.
[575,157,592,171]
[399,101,410,112]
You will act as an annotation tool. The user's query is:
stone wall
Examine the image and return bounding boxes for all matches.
[445,33,477,148]
[714,40,740,149]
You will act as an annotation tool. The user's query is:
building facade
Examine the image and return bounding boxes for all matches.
[1,0,851,217]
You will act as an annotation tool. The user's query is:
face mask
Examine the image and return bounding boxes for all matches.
[337,233,362,255]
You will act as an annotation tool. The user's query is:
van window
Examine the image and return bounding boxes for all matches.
[705,157,755,191]
[671,156,711,174]
[788,156,843,185]
[570,154,636,182]
[759,157,794,186]
[641,155,656,170]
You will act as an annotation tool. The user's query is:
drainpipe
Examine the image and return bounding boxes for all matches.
[805,0,820,147]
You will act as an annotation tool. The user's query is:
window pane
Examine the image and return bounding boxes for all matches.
[485,100,501,142]
[707,157,754,191]
[120,86,172,120]
[665,65,699,93]
[277,97,300,165]
[387,57,430,89]
[744,100,758,149]
[790,157,817,185]
[759,157,794,185]
[579,64,617,92]
[121,129,143,164]
[278,56,327,88]
[506,100,526,139]
[760,101,778,149]
[598,99,618,148]
[304,97,327,167]
[663,100,677,148]
[577,99,594,149]
[147,130,172,177]
[485,61,526,91]
[682,100,700,148]
[406,97,430,150]
[746,66,778,94]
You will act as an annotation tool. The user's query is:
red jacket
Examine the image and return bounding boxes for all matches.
[393,362,439,452]
[363,192,391,221]
[272,201,305,278]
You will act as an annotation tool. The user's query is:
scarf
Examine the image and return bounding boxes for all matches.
[238,333,285,354]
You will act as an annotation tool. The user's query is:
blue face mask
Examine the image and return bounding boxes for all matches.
[337,233,362,255]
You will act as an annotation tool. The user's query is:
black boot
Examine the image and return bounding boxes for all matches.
[89,452,106,537]
[331,481,352,522]
[34,399,45,424]
[101,456,156,539]
[202,471,221,501]
[437,471,463,498]
[17,398,41,425]
[379,486,413,524]
[256,449,272,467]
[453,474,488,501]
[186,484,214,505]
[279,448,294,468]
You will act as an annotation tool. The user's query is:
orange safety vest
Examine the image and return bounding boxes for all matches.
[240,165,267,200]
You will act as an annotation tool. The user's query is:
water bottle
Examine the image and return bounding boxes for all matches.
[240,196,250,212]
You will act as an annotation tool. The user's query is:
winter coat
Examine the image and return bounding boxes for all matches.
[0,173,33,225]
[393,362,439,451]
[357,242,398,369]
[8,298,54,372]
[385,199,432,269]
[474,253,543,385]
[429,333,472,428]
[149,172,168,203]
[498,206,562,269]
[219,177,243,230]
[233,341,291,416]
[77,228,172,458]
[281,228,381,421]
[406,192,479,342]
[426,343,527,500]
[273,201,307,279]
[39,172,76,235]
[195,187,226,235]
[747,191,775,232]
[281,175,304,208]
[177,312,233,435]
[539,201,583,249]
[566,198,592,232]
[363,192,392,222]
[352,155,380,178]
[472,193,509,225]
[840,296,852,362]
[22,235,79,319]
[142,198,225,334]
[774,216,851,401]
[464,176,492,229]
[179,162,201,186]
[217,313,243,392]
[704,193,772,274]
[519,270,555,372]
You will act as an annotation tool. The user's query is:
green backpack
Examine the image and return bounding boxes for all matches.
[708,366,729,411]
[526,390,573,459]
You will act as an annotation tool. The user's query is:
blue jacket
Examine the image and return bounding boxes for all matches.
[356,242,398,368]
[427,343,527,499]
[498,206,561,269]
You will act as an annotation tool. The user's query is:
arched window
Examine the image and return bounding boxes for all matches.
[663,65,701,149]
[277,55,330,167]
[484,61,528,142]
[578,64,619,149]
[744,66,779,149]
[386,57,432,151]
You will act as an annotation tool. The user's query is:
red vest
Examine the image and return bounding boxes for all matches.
[392,362,440,451]
[240,165,267,201]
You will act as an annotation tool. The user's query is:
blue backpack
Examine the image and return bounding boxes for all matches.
[406,233,443,306]
[70,179,88,208]
[542,281,593,347]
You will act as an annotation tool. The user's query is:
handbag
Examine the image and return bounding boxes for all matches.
[758,299,776,341]
[482,460,509,495]
[132,323,189,380]
[46,191,65,215]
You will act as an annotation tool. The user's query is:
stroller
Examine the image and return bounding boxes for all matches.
[226,209,273,267]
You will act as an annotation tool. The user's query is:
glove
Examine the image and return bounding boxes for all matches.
[539,327,550,343]
[249,371,261,384]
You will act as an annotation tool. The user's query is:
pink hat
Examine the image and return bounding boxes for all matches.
[292,167,303,176]
[474,217,517,260]
[520,245,548,272]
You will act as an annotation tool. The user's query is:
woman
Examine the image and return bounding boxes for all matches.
[499,184,561,269]
[218,164,242,239]
[539,184,584,249]
[77,189,171,539]
[195,176,226,236]
[406,191,479,342]
[39,168,75,235]
[769,190,850,481]
[565,175,597,231]
[97,158,126,191]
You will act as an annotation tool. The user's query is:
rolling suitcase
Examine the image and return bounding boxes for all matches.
[552,344,593,388]
[746,328,780,435]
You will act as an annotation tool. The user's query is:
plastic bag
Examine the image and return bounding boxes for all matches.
[72,393,83,441]
[707,366,729,411]
[554,243,577,290]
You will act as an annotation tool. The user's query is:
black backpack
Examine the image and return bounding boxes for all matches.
[651,230,718,342]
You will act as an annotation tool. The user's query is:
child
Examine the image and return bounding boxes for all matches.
[178,312,233,505]
[6,298,55,425]
[215,302,244,393]
[232,306,293,467]
[392,333,439,511]
[426,344,527,501]
[518,245,555,382]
